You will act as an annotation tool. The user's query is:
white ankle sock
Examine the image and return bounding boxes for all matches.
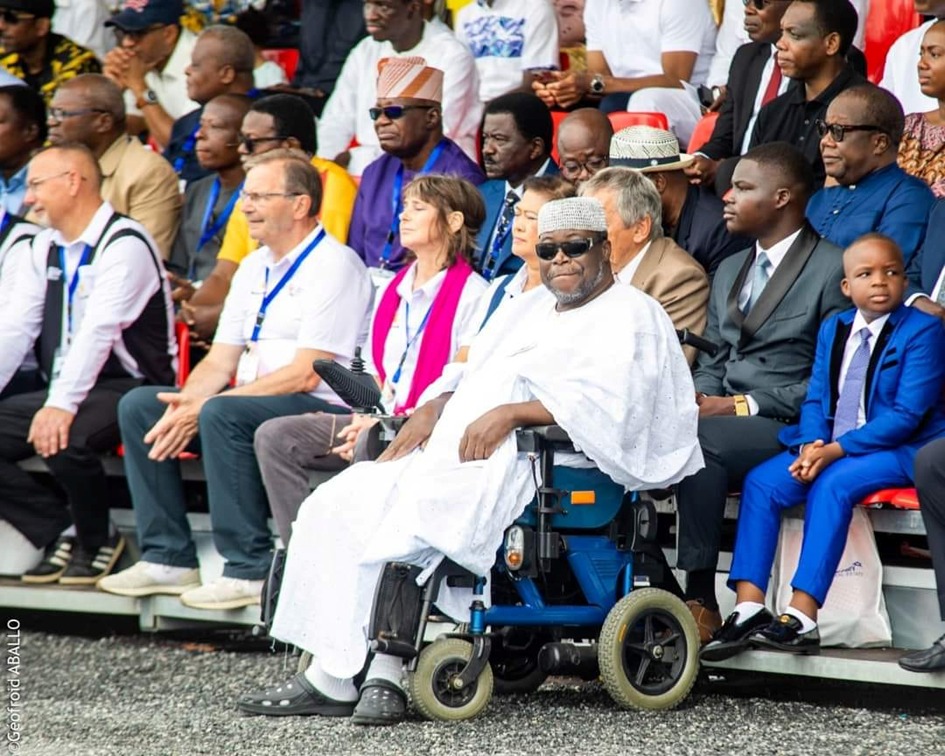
[304,661,358,702]
[142,562,195,583]
[732,601,766,624]
[784,606,817,632]
[366,653,406,688]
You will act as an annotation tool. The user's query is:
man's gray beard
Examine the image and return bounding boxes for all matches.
[549,262,606,306]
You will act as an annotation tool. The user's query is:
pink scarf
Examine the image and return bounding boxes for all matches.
[372,259,473,413]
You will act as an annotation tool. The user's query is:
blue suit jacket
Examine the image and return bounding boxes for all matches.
[906,197,945,297]
[780,304,945,467]
[475,161,559,277]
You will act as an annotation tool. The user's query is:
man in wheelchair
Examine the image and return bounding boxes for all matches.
[238,197,704,724]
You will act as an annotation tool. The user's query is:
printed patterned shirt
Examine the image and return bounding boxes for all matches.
[0,33,100,105]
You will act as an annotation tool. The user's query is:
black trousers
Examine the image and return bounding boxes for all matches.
[675,415,787,573]
[0,377,141,551]
[913,438,945,620]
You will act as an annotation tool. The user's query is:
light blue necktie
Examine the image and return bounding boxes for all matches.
[744,251,770,313]
[833,327,871,441]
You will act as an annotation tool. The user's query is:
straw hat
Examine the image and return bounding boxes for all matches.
[609,125,695,172]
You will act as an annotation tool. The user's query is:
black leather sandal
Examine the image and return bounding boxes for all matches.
[350,678,407,726]
[237,673,356,717]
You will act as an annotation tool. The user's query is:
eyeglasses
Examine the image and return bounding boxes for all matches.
[26,171,73,191]
[237,134,288,154]
[368,105,434,121]
[113,25,166,44]
[815,119,887,142]
[534,237,601,261]
[48,107,109,122]
[0,10,35,24]
[239,190,302,204]
[560,156,609,179]
[741,0,791,9]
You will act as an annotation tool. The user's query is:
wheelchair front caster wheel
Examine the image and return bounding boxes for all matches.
[410,638,493,721]
[598,588,700,710]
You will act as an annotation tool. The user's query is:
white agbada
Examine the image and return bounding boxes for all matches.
[271,282,703,679]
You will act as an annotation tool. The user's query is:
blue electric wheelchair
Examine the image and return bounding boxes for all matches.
[311,330,714,721]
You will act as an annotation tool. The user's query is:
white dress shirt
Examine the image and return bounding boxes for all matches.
[455,0,560,103]
[363,262,487,410]
[881,19,938,116]
[214,224,374,405]
[0,210,40,372]
[0,202,175,413]
[317,21,482,176]
[123,27,200,120]
[838,311,889,429]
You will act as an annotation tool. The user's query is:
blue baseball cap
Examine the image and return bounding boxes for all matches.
[105,0,183,31]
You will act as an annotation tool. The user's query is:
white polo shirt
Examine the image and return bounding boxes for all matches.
[124,27,200,120]
[214,224,373,405]
[455,0,560,103]
[585,0,716,87]
[363,262,486,410]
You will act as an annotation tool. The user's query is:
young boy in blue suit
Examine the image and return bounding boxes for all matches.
[702,234,945,660]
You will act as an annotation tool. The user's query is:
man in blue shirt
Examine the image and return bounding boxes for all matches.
[807,84,934,267]
[0,85,45,215]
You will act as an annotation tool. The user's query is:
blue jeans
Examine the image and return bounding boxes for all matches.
[118,386,348,580]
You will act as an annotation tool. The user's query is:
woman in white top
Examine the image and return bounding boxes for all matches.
[254,175,487,543]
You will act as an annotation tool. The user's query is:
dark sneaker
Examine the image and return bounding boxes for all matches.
[750,613,821,655]
[898,634,945,673]
[21,536,76,584]
[700,607,774,662]
[59,534,126,585]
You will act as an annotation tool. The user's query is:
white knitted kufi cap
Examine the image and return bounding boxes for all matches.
[537,197,608,236]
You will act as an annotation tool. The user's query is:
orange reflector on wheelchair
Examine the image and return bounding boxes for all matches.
[570,491,596,505]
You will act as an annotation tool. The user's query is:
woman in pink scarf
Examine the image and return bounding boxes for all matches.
[254,175,488,544]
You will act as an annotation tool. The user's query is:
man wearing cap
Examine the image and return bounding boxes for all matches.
[0,0,100,105]
[238,195,702,724]
[317,0,481,176]
[556,108,613,189]
[614,126,749,279]
[347,57,484,272]
[102,0,198,150]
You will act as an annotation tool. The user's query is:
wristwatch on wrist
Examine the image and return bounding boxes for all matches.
[589,73,605,95]
[733,395,750,417]
[137,88,159,108]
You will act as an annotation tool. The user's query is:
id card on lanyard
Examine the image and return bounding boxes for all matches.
[51,244,93,380]
[235,229,327,386]
[381,299,433,409]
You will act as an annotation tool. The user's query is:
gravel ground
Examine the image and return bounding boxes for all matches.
[5,619,945,756]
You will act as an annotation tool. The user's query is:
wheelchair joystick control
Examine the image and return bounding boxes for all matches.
[350,346,366,375]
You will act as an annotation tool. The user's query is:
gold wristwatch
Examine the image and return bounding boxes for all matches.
[733,395,750,416]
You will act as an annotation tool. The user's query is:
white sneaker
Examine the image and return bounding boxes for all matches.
[179,577,263,610]
[98,561,201,597]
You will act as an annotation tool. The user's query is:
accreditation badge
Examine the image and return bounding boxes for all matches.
[235,342,261,387]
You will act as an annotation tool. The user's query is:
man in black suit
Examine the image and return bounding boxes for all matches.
[676,142,849,642]
[904,198,945,323]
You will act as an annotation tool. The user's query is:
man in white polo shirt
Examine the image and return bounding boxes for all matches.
[454,0,560,103]
[534,0,716,145]
[100,150,373,611]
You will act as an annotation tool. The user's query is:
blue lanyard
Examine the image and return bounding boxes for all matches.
[379,140,447,268]
[250,229,326,342]
[482,224,513,281]
[172,122,200,175]
[193,179,242,277]
[59,244,93,339]
[390,299,434,385]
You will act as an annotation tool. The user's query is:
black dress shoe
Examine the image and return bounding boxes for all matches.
[700,607,775,662]
[21,536,75,584]
[751,613,821,655]
[898,634,945,673]
[238,673,356,717]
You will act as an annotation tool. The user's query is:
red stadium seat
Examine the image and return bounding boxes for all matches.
[550,110,670,163]
[863,0,921,84]
[175,320,191,388]
[859,487,920,510]
[261,48,300,82]
[687,111,719,154]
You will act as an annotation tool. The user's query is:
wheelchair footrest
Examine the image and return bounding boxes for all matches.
[370,637,419,660]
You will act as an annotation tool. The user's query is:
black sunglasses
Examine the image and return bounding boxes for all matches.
[368,105,433,121]
[741,0,791,9]
[238,134,288,153]
[113,24,166,43]
[0,9,34,24]
[535,238,601,261]
[815,119,887,142]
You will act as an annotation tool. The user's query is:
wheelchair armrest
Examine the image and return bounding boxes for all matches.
[516,424,575,453]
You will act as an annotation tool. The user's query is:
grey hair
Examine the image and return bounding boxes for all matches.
[248,149,322,217]
[579,166,664,241]
[200,24,256,74]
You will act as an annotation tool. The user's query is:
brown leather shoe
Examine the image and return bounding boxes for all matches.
[686,599,723,645]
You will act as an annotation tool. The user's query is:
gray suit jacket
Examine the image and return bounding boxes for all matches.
[692,223,848,420]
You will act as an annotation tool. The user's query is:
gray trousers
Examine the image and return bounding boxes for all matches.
[254,412,363,544]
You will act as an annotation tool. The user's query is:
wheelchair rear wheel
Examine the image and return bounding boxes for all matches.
[410,638,494,721]
[598,588,700,710]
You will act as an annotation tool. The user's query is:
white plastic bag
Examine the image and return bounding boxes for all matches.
[769,507,892,648]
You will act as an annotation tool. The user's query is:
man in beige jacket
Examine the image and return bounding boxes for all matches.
[580,166,709,363]
[45,74,180,258]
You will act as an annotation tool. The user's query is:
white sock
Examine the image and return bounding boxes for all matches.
[304,661,358,702]
[61,525,77,537]
[142,562,195,583]
[732,601,766,624]
[784,606,817,632]
[366,653,406,689]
